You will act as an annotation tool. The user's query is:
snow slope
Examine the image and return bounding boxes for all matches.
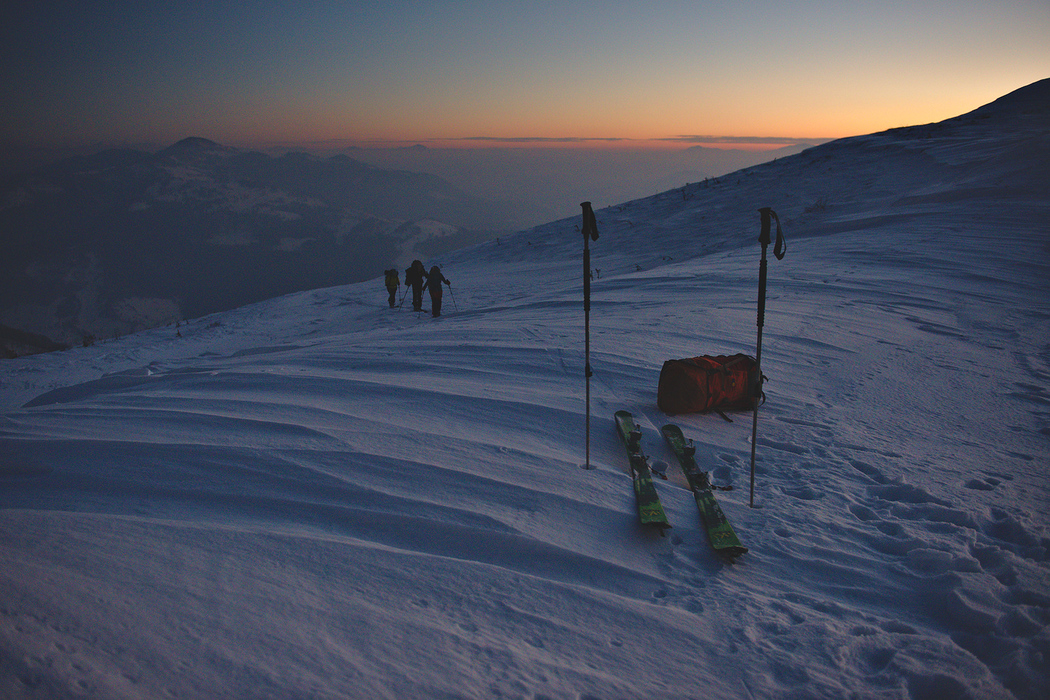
[1,80,1049,699]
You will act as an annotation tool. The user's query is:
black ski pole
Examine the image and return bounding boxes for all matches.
[397,284,408,311]
[448,283,458,312]
[581,201,599,469]
[750,207,786,507]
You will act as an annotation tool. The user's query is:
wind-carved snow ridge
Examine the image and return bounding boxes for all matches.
[1,79,1049,698]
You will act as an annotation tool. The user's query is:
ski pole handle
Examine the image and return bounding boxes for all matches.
[581,201,599,242]
[758,207,773,247]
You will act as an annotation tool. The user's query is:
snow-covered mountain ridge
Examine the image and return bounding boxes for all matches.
[1,79,1048,698]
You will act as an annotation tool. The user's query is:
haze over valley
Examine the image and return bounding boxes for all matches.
[0,137,805,356]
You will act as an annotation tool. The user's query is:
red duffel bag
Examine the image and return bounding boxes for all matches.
[657,354,761,416]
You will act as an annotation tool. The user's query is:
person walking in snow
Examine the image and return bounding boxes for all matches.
[404,259,428,312]
[422,265,451,317]
[384,268,400,308]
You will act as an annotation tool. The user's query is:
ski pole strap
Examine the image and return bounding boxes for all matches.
[773,215,786,260]
[758,207,787,260]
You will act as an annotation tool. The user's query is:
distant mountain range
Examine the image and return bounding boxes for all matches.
[0,138,523,356]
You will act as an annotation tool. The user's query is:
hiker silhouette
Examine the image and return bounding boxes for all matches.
[404,260,427,312]
[422,265,451,317]
[384,268,399,308]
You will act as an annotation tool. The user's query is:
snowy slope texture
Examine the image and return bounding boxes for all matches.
[1,79,1048,699]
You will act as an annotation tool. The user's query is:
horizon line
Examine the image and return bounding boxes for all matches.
[0,134,838,170]
[239,134,838,153]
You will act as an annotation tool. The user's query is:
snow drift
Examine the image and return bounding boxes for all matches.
[1,79,1048,699]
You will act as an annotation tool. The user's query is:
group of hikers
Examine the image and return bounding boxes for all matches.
[384,260,451,317]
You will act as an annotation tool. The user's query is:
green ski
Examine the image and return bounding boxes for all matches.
[614,411,672,535]
[661,423,747,559]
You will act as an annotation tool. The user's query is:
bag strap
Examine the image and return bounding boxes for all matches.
[771,210,786,260]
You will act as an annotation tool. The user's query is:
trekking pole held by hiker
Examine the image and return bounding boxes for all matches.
[750,207,786,507]
[581,201,599,469]
[448,282,458,312]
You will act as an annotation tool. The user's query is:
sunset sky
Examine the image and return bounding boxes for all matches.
[2,1,1047,152]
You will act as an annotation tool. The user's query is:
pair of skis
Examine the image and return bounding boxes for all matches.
[614,410,748,560]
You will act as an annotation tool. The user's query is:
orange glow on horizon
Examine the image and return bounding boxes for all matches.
[229,133,835,154]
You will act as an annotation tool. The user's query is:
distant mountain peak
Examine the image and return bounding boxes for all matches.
[168,137,222,150]
[156,138,231,160]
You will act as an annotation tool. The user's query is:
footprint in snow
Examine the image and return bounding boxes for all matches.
[783,485,822,501]
[964,478,996,491]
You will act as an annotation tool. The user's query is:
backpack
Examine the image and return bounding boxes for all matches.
[405,262,424,286]
[657,354,762,417]
[385,269,398,288]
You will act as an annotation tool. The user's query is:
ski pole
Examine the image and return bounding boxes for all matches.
[581,201,599,470]
[750,207,786,507]
[448,283,458,312]
[397,285,408,311]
